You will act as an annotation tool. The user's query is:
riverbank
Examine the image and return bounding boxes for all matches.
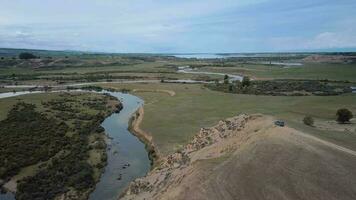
[0,88,155,200]
[128,107,161,167]
[0,92,122,200]
[88,91,151,200]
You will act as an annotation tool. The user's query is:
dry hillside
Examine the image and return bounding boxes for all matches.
[121,114,356,200]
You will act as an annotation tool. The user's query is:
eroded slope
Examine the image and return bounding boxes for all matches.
[121,114,356,200]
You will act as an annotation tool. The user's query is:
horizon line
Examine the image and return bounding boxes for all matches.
[1,47,356,55]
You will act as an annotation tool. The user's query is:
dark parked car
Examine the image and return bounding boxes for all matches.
[274,120,285,127]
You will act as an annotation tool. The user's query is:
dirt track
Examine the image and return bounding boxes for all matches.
[129,106,161,165]
[296,130,356,157]
[130,107,153,143]
[132,89,176,96]
[121,114,356,200]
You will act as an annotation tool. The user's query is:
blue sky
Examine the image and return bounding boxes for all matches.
[1,0,356,53]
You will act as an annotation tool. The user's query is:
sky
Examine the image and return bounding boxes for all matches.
[0,0,356,53]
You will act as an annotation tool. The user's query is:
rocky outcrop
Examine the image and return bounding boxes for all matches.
[120,114,254,200]
[120,113,356,200]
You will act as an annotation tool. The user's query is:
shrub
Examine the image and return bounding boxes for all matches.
[242,76,250,87]
[223,74,229,84]
[303,116,314,126]
[336,108,353,123]
[228,84,233,92]
[19,52,37,59]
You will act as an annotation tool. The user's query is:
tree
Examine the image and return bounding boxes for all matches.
[242,76,250,87]
[223,75,229,84]
[19,52,37,60]
[228,84,233,92]
[303,116,314,126]
[336,108,353,124]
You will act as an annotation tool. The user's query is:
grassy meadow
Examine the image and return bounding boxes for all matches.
[100,83,356,155]
[201,62,356,81]
[1,52,356,156]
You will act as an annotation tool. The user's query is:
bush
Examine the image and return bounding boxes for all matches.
[2,94,117,199]
[207,79,351,96]
[19,52,37,59]
[336,108,353,123]
[242,76,250,87]
[228,84,233,92]
[303,116,314,126]
[223,74,229,84]
[0,103,69,180]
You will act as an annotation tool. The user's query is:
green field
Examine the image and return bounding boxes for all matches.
[1,51,356,157]
[2,52,356,88]
[0,92,59,120]
[200,62,356,81]
[101,83,356,155]
[0,58,221,86]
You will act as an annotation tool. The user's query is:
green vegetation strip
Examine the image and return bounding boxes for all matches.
[0,92,120,200]
[208,79,352,96]
[101,83,356,156]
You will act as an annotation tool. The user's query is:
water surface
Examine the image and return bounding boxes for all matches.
[89,92,150,200]
[0,192,15,200]
[173,53,229,59]
[0,90,151,200]
[178,66,243,82]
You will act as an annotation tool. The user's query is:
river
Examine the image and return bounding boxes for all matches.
[177,66,243,82]
[172,53,232,59]
[2,66,243,90]
[0,90,151,200]
[171,53,275,59]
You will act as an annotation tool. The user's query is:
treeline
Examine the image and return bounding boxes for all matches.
[207,78,352,96]
[0,103,69,180]
[0,73,152,85]
[16,137,95,200]
[0,92,120,200]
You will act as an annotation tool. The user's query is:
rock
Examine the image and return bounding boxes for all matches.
[122,163,130,169]
[121,114,254,200]
[117,174,122,180]
[126,180,152,195]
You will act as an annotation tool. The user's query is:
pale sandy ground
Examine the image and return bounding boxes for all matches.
[132,89,176,97]
[130,107,153,144]
[121,114,356,200]
[314,118,356,133]
[129,106,161,164]
[3,155,57,193]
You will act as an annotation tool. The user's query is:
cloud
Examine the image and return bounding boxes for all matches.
[261,31,356,52]
[15,30,31,38]
[0,0,356,52]
[307,32,356,49]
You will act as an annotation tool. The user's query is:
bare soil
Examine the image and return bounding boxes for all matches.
[121,114,356,200]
